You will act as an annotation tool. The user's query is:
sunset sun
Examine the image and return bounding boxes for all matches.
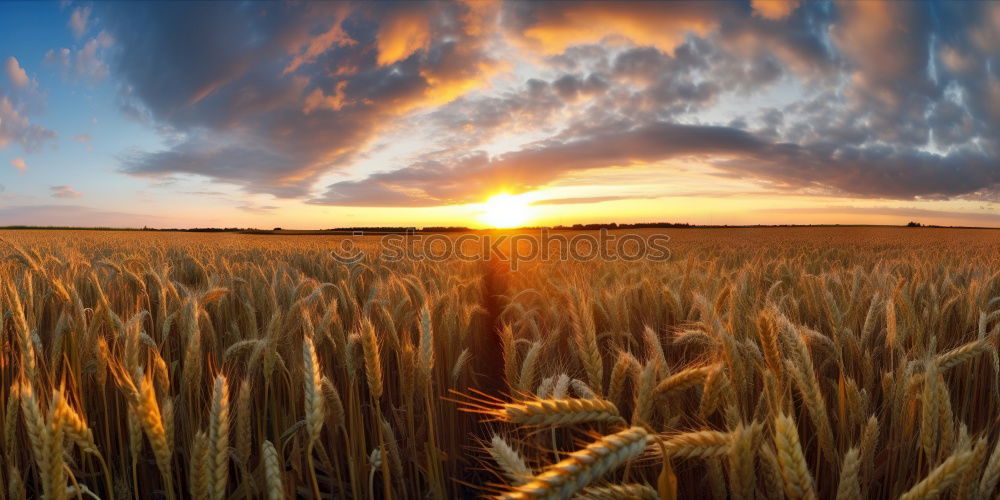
[479,193,535,228]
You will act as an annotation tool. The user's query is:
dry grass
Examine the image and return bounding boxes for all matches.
[0,227,998,498]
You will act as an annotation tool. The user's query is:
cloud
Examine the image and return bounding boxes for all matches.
[0,95,57,152]
[73,134,91,143]
[10,157,26,171]
[531,195,647,206]
[67,0,998,213]
[750,0,800,20]
[69,5,92,39]
[4,57,30,88]
[237,203,281,215]
[314,122,768,206]
[316,118,1000,207]
[50,185,81,199]
[103,2,500,196]
[714,144,1000,200]
[0,204,179,228]
[831,1,934,112]
[501,2,729,55]
[44,30,113,82]
[376,6,432,65]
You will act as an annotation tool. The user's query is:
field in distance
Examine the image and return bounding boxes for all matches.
[0,227,998,499]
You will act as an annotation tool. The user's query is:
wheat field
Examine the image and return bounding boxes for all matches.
[1,227,999,499]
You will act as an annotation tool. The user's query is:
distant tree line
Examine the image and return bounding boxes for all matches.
[551,222,693,230]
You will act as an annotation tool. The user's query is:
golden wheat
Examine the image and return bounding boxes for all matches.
[0,227,997,498]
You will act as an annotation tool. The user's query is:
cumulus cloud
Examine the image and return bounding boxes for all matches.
[50,185,81,199]
[10,157,26,171]
[832,1,934,112]
[45,30,113,82]
[0,95,56,152]
[4,57,31,88]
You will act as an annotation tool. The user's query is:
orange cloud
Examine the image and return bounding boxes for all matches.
[750,0,800,20]
[10,157,26,171]
[457,0,499,37]
[284,6,354,74]
[376,10,432,65]
[511,3,721,55]
[303,81,348,114]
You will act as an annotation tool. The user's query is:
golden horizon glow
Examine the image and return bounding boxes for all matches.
[478,193,536,228]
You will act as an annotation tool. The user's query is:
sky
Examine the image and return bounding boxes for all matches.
[0,0,998,229]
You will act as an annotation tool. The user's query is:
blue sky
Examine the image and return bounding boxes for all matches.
[1,1,998,228]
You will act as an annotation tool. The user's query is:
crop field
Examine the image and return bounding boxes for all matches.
[1,227,999,499]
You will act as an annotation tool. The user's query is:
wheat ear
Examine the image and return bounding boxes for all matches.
[899,447,974,500]
[498,426,651,499]
[262,440,284,500]
[980,436,1000,498]
[654,364,716,397]
[137,373,174,498]
[835,448,861,500]
[209,374,230,500]
[576,483,658,499]
[497,398,623,426]
[489,435,532,485]
[303,336,325,444]
[774,414,817,500]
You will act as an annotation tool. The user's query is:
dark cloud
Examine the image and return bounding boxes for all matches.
[314,122,768,206]
[102,2,499,196]
[317,119,999,206]
[715,144,1000,199]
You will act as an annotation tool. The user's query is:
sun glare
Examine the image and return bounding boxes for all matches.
[479,193,535,228]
